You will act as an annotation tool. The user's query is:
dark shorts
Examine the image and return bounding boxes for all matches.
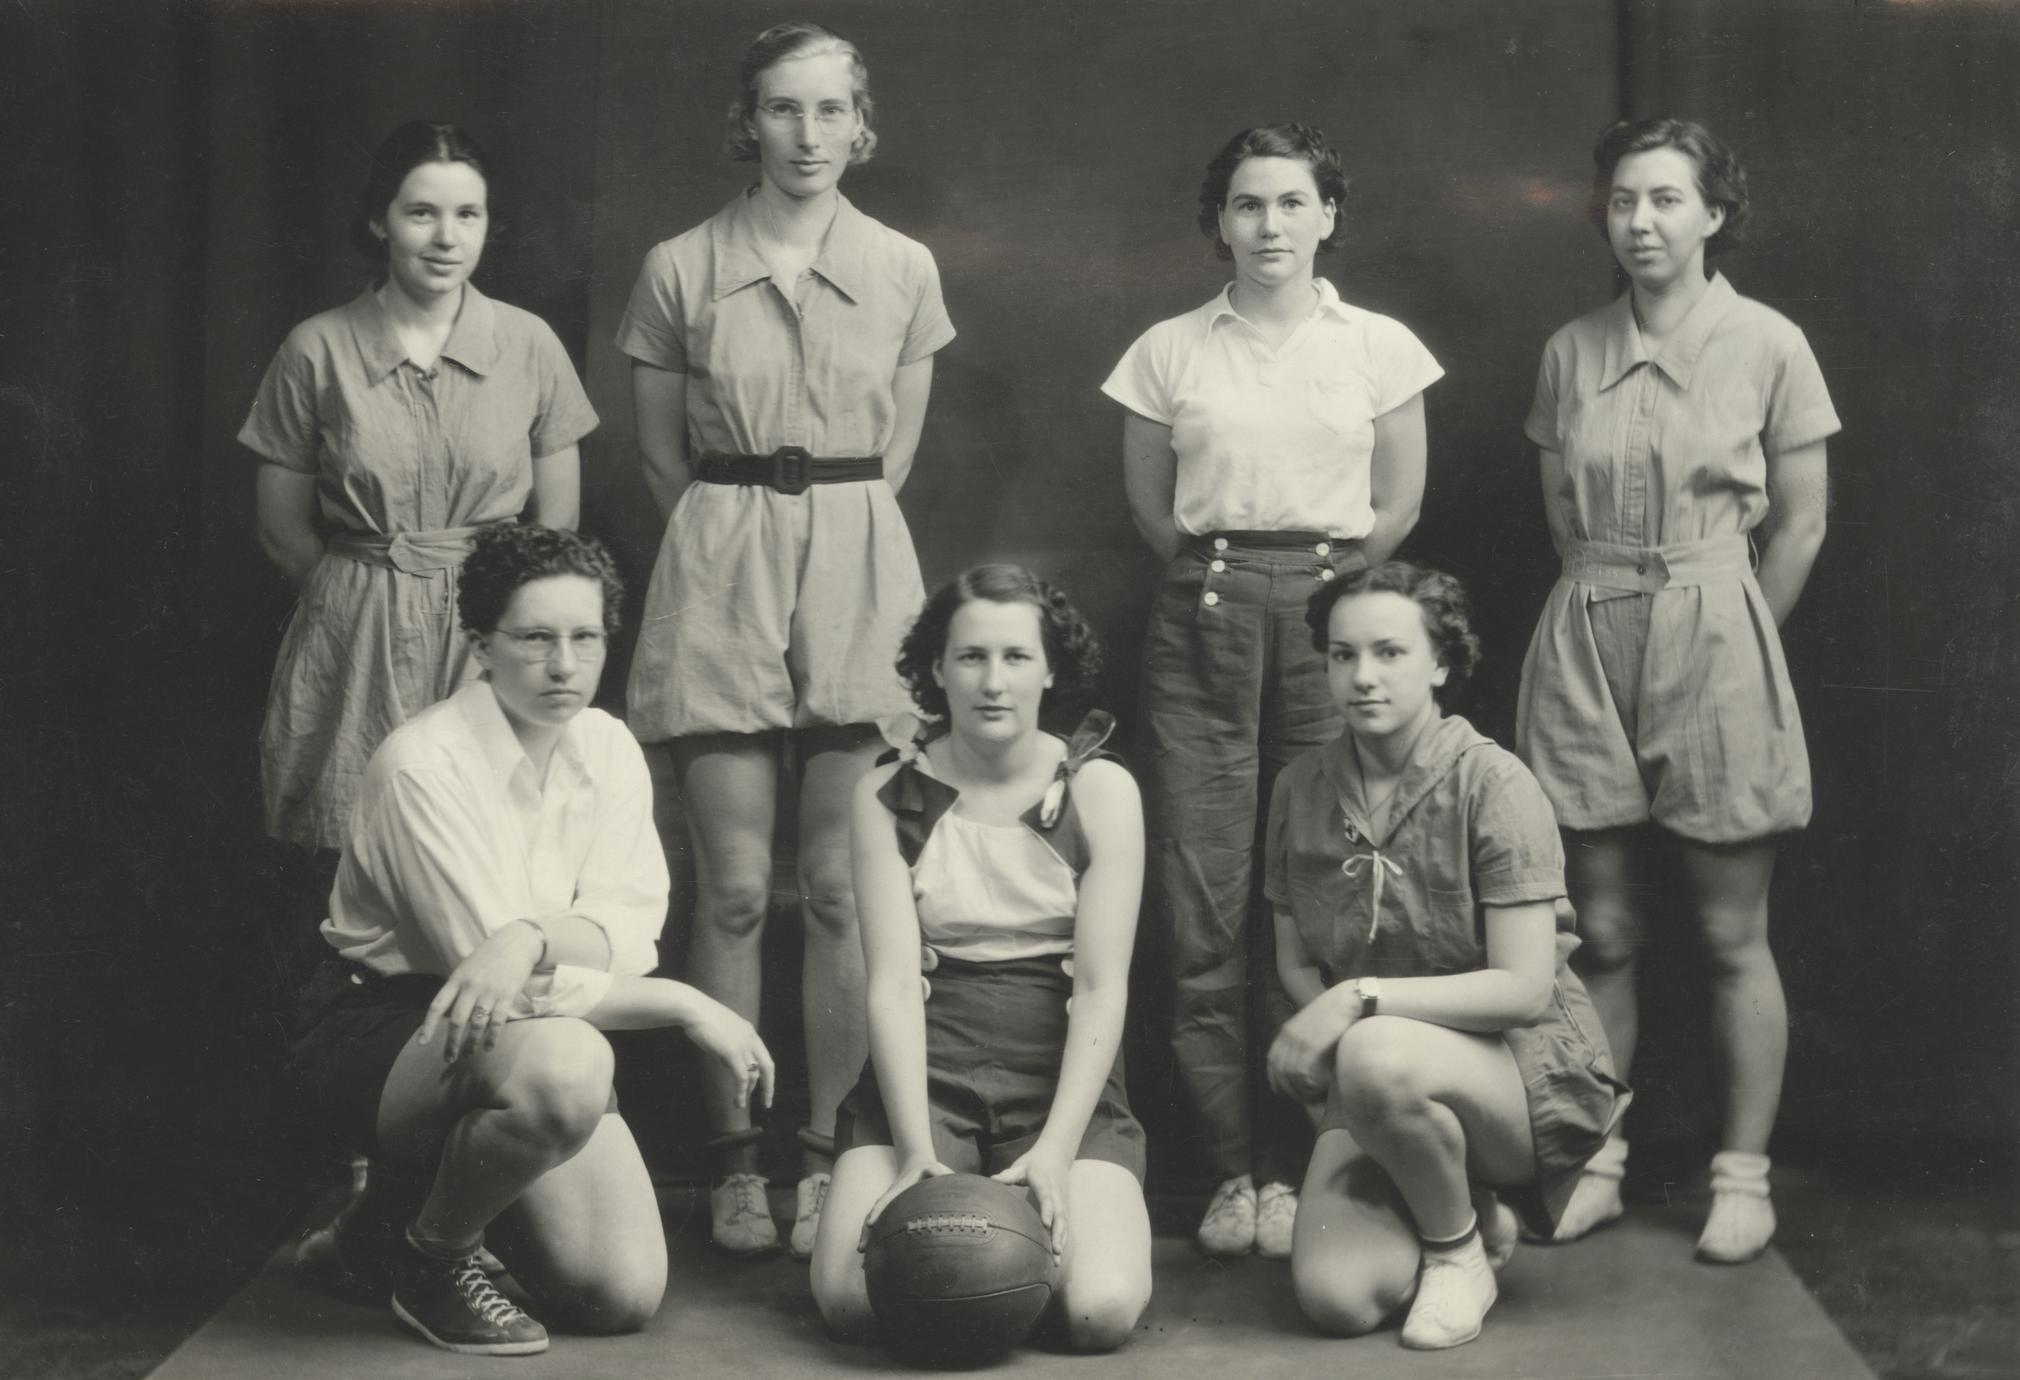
[286,957,620,1157]
[835,954,1146,1182]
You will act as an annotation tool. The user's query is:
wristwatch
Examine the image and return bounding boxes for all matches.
[1355,976,1382,1018]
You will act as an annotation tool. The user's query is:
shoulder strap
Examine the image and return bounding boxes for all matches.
[874,753,960,868]
[1019,710,1121,875]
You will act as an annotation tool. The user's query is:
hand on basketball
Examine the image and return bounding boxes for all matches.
[860,1157,955,1250]
[992,1146,1070,1263]
[683,998,775,1110]
[1267,997,1350,1103]
[417,919,544,1062]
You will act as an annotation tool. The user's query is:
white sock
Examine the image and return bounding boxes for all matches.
[1697,1151,1774,1263]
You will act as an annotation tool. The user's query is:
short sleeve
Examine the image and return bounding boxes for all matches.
[1469,755,1566,908]
[1523,338,1564,452]
[1763,327,1842,455]
[614,242,687,373]
[1366,315,1445,418]
[1100,323,1177,425]
[237,335,323,473]
[1263,768,1296,907]
[898,244,957,365]
[527,322,600,459]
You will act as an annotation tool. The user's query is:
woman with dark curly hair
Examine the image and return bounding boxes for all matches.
[614,20,955,1257]
[1100,122,1443,1258]
[1264,562,1625,1350]
[287,525,773,1357]
[810,565,1152,1353]
[1515,119,1838,1261]
[242,120,595,854]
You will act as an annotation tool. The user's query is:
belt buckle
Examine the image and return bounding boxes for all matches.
[770,444,813,495]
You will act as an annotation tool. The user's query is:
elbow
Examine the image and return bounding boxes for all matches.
[1507,978,1555,1027]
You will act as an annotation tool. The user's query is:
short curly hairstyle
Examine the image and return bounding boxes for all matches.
[349,120,495,263]
[897,565,1102,724]
[1305,561,1481,704]
[1587,117,1750,260]
[457,524,625,637]
[1197,123,1350,262]
[722,22,878,166]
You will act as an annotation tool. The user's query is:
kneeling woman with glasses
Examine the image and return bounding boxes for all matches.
[288,525,772,1357]
[811,566,1153,1353]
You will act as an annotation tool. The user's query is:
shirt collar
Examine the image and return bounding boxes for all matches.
[453,679,591,791]
[1319,713,1490,847]
[711,189,873,303]
[1202,277,1351,333]
[1598,270,1737,392]
[347,282,500,382]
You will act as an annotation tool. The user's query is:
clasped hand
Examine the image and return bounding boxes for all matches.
[1266,992,1353,1104]
[417,918,546,1062]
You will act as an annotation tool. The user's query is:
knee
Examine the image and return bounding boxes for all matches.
[1573,900,1642,974]
[1332,1019,1432,1125]
[549,1264,665,1335]
[1292,1263,1399,1337]
[1696,907,1773,974]
[695,864,774,941]
[503,1022,614,1147]
[811,1260,874,1343]
[796,848,858,935]
[1060,1278,1148,1353]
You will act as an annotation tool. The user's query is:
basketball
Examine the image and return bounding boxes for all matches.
[863,1173,1060,1368]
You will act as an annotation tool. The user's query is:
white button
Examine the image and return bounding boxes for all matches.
[1318,567,1335,582]
[1213,537,1229,552]
[1209,559,1225,573]
[1315,541,1331,556]
[1203,591,1221,607]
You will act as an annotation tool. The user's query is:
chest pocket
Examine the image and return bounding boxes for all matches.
[1422,885,1486,972]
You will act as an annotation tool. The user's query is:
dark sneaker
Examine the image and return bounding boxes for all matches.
[391,1239,548,1356]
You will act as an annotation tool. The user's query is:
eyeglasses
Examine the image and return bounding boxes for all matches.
[755,100,855,131]
[493,628,608,663]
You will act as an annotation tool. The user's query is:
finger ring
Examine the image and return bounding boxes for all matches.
[472,1006,490,1018]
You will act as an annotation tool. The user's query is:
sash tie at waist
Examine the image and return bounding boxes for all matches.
[1560,534,1752,593]
[326,524,491,575]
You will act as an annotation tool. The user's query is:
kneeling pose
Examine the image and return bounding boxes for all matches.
[1265,563,1626,1350]
[288,525,772,1356]
[811,565,1153,1352]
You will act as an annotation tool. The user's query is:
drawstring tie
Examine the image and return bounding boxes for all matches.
[1341,846,1403,943]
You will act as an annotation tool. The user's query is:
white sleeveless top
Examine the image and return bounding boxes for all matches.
[910,774,1079,964]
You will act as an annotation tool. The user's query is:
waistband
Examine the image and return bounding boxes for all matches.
[326,524,490,575]
[697,446,883,495]
[1561,535,1753,592]
[1185,529,1348,557]
[925,951,1073,984]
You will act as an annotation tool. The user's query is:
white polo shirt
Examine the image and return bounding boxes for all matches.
[1101,279,1442,539]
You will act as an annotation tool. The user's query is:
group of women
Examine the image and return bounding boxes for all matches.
[250,18,1838,1362]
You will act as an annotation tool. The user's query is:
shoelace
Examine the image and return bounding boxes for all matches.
[1204,1181,1252,1224]
[723,1173,769,1220]
[452,1257,528,1329]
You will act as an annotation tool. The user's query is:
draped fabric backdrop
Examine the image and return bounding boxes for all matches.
[4,0,2014,1297]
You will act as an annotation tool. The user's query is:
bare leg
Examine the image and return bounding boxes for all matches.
[794,725,881,1152]
[1290,1128,1420,1336]
[1675,836,1785,1156]
[670,733,781,1174]
[809,1145,899,1342]
[1563,827,1651,1079]
[1055,1161,1152,1352]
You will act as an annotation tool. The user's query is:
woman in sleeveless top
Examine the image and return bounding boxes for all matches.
[810,566,1152,1353]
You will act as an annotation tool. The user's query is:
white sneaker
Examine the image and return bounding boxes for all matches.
[789,1172,831,1262]
[1696,1151,1774,1264]
[1531,1134,1627,1243]
[1473,1189,1519,1272]
[1196,1174,1257,1256]
[710,1172,780,1256]
[1400,1232,1497,1350]
[1254,1182,1297,1259]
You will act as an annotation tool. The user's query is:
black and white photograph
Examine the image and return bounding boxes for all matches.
[3,1,2014,1376]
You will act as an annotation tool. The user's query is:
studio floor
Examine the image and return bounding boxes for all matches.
[9,1158,2013,1380]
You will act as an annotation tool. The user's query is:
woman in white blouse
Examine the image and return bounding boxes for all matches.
[1100,122,1443,1259]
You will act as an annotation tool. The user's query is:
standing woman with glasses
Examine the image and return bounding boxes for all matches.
[1100,124,1442,1258]
[243,120,595,859]
[616,22,955,1258]
[1516,119,1838,1260]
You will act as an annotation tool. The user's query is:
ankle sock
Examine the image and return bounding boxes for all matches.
[406,1222,482,1262]
[1419,1214,1481,1251]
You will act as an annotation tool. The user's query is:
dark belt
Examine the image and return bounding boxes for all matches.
[696,446,883,496]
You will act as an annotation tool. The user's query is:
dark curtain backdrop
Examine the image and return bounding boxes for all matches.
[4,0,2013,1297]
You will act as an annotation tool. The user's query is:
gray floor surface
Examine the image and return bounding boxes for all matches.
[150,1190,1875,1379]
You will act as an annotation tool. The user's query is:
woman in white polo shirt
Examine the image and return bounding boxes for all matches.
[1101,122,1442,1259]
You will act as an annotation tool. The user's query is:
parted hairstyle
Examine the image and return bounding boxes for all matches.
[897,565,1102,724]
[1588,117,1751,259]
[458,524,625,636]
[723,22,878,165]
[350,120,495,262]
[1306,561,1481,704]
[1198,122,1350,261]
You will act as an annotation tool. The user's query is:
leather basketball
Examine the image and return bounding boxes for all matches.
[863,1173,1059,1367]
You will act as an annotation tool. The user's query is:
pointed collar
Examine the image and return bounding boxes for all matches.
[1598,270,1737,392]
[1319,713,1490,847]
[452,679,590,791]
[710,188,873,303]
[1202,276,1352,334]
[346,282,500,382]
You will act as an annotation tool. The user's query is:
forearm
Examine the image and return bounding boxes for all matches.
[865,972,939,1163]
[640,447,693,523]
[584,974,713,1031]
[1279,958,1329,1011]
[1130,509,1183,565]
[1753,518,1825,626]
[1331,964,1552,1035]
[524,913,616,971]
[1357,501,1419,567]
[1033,983,1128,1159]
[261,530,325,588]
